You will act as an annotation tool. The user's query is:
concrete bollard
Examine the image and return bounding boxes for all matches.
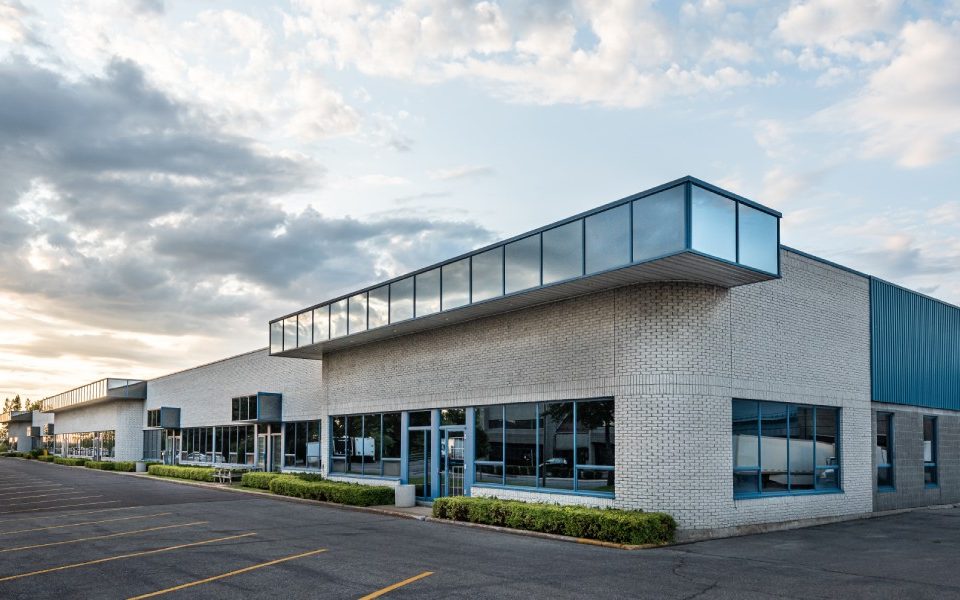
[395,484,416,508]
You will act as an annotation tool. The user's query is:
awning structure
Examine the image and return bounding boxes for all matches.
[42,379,147,413]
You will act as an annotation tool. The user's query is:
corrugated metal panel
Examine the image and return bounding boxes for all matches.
[871,277,960,410]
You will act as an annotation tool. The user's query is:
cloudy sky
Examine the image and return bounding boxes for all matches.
[1,0,958,402]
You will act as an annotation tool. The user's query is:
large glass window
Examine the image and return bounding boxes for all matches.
[296,311,312,348]
[348,292,367,334]
[733,400,841,497]
[474,399,614,495]
[212,424,254,465]
[329,412,401,478]
[382,412,401,477]
[738,204,778,274]
[270,321,283,354]
[542,221,583,284]
[504,234,540,294]
[691,185,736,262]
[368,285,389,329]
[283,316,297,351]
[284,421,321,469]
[876,412,894,489]
[415,268,441,317]
[313,305,329,342]
[471,247,503,302]
[585,204,630,274]
[633,185,686,262]
[389,277,414,323]
[231,395,258,421]
[330,416,346,473]
[330,299,348,338]
[147,409,160,428]
[441,258,470,310]
[924,416,938,487]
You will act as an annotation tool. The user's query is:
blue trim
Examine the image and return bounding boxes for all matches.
[735,489,843,500]
[472,483,613,500]
[877,486,897,493]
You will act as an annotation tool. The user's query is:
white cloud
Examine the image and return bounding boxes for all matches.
[428,165,495,181]
[776,0,902,49]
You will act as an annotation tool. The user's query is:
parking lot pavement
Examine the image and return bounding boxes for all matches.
[2,459,960,600]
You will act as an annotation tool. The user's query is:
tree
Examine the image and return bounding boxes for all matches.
[26,399,43,411]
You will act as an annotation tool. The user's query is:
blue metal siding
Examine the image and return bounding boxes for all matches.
[871,277,960,410]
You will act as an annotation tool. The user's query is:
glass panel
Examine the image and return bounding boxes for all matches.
[788,405,815,491]
[542,221,583,284]
[504,234,540,294]
[283,316,298,351]
[633,185,686,261]
[732,400,759,470]
[347,416,363,473]
[925,465,938,486]
[540,401,574,490]
[817,467,839,490]
[296,311,312,348]
[471,247,503,302]
[382,413,401,459]
[440,408,465,426]
[576,399,615,467]
[330,299,348,338]
[383,459,401,477]
[759,402,789,492]
[363,415,382,476]
[738,204,778,274]
[875,413,892,489]
[313,306,329,342]
[331,458,347,473]
[877,466,893,488]
[585,204,630,274]
[409,430,430,497]
[270,321,283,354]
[504,404,537,487]
[734,472,759,496]
[408,411,431,428]
[475,406,503,462]
[390,277,414,323]
[368,285,389,329]
[231,398,240,421]
[307,422,321,469]
[923,416,936,462]
[441,258,470,310]
[415,268,441,317]
[691,185,736,261]
[577,468,614,494]
[476,463,504,485]
[331,416,346,457]
[816,408,838,467]
[348,292,367,334]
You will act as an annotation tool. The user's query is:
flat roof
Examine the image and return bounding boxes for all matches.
[43,379,147,413]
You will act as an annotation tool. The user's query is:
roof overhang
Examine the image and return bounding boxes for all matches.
[43,379,147,414]
[0,411,33,424]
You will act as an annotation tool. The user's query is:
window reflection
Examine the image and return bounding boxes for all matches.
[330,299,348,338]
[348,293,367,334]
[471,247,503,302]
[368,286,389,329]
[415,268,441,317]
[504,403,537,487]
[505,234,540,293]
[441,258,470,310]
[296,311,312,348]
[585,204,630,274]
[633,185,686,262]
[542,221,583,284]
[270,321,282,354]
[738,204,778,274]
[389,277,414,323]
[789,406,815,491]
[691,185,736,261]
[313,306,329,342]
[283,316,297,351]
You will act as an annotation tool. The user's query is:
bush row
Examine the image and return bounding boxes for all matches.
[37,455,56,462]
[240,471,326,490]
[432,497,676,545]
[54,457,88,466]
[147,464,215,482]
[268,477,395,507]
[84,460,137,472]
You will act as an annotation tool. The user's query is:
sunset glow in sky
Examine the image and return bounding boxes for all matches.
[1,0,959,402]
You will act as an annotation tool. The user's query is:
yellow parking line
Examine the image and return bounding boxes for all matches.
[0,512,173,536]
[126,548,328,599]
[359,571,435,600]
[0,490,79,501]
[0,532,257,583]
[2,495,102,507]
[0,500,119,515]
[0,521,207,553]
[0,505,137,524]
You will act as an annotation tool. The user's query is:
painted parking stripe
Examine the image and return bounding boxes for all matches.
[0,500,120,516]
[0,521,207,553]
[2,495,103,507]
[0,505,138,524]
[0,532,257,583]
[0,490,80,501]
[0,512,173,536]
[0,484,65,494]
[126,548,329,600]
[359,571,435,600]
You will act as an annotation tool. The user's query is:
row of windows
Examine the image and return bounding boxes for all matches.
[330,413,402,477]
[475,399,615,494]
[284,420,321,469]
[876,412,939,489]
[271,183,780,353]
[180,425,256,465]
[147,409,160,428]
[231,396,258,421]
[50,431,116,459]
[732,400,840,497]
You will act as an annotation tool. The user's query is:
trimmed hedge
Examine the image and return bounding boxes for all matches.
[432,497,676,545]
[37,455,56,462]
[54,457,88,466]
[83,461,137,472]
[147,464,215,482]
[268,477,394,507]
[241,471,288,490]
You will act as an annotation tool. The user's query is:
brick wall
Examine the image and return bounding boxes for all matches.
[52,400,146,461]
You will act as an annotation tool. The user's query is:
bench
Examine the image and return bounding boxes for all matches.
[213,467,245,484]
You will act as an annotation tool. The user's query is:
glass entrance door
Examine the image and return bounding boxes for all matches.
[270,433,282,473]
[440,429,465,497]
[164,431,180,465]
[257,430,282,472]
[408,429,431,498]
[257,433,267,471]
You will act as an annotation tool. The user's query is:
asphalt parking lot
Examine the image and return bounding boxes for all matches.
[1,459,960,599]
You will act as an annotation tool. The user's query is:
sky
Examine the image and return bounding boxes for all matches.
[0,0,958,402]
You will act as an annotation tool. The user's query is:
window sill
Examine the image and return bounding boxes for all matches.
[328,473,401,482]
[734,489,843,500]
[471,483,614,500]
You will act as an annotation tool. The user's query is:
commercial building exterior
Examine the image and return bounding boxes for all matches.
[34,176,960,538]
[1,410,53,452]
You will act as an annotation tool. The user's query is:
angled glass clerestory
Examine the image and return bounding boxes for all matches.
[269,176,781,355]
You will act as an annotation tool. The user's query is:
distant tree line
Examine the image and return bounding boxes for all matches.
[1,395,42,450]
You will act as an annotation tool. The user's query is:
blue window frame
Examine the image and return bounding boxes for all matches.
[732,399,841,498]
[876,412,894,490]
[923,415,938,487]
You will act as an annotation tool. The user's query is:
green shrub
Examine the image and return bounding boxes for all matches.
[84,461,115,470]
[431,497,675,545]
[241,471,287,489]
[112,461,136,472]
[268,477,394,507]
[54,457,88,466]
[147,464,215,482]
[294,472,324,482]
[37,455,56,462]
